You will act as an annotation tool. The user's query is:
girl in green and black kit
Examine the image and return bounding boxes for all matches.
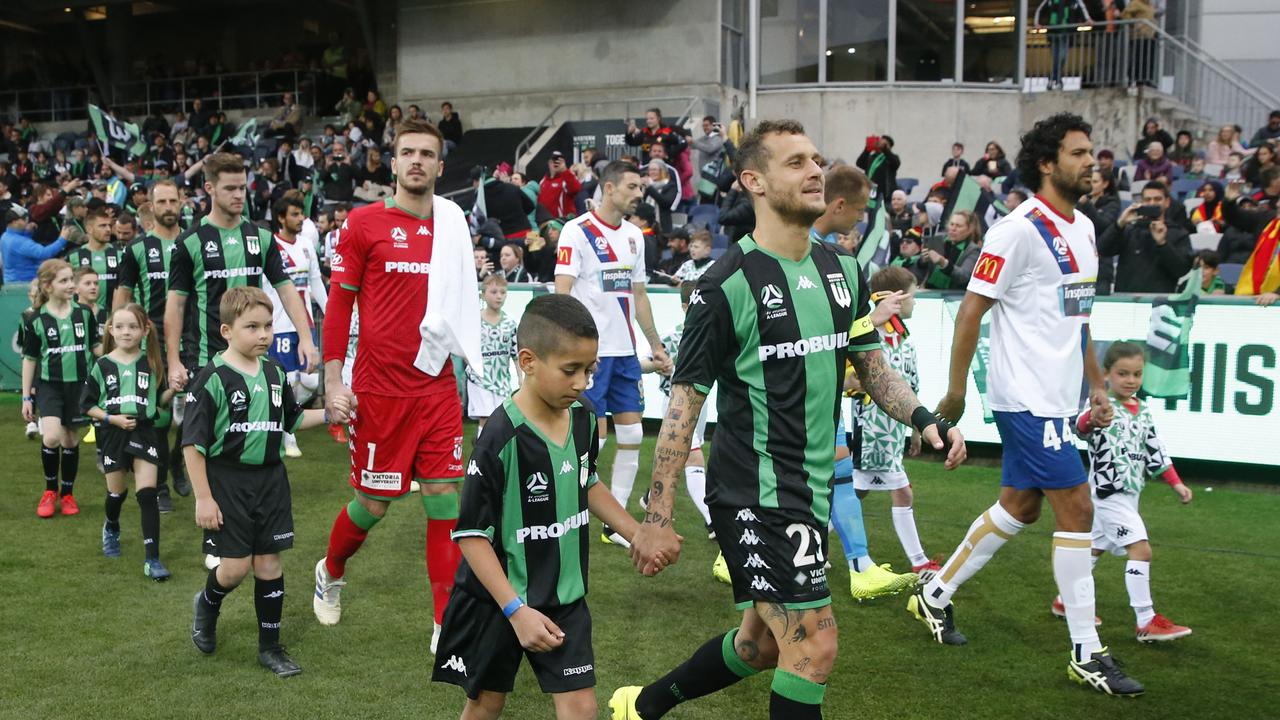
[22,259,101,519]
[81,304,176,581]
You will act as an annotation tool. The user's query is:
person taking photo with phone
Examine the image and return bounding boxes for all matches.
[1098,179,1192,293]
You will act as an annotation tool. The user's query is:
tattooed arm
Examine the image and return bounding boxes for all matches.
[851,347,969,470]
[629,383,701,576]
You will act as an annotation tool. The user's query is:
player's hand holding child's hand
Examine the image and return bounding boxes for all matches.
[510,606,565,653]
[1089,387,1114,428]
[909,432,922,457]
[195,497,223,530]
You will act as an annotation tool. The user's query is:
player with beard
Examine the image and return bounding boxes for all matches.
[313,118,483,656]
[909,113,1145,695]
[613,120,967,720]
[116,180,188,508]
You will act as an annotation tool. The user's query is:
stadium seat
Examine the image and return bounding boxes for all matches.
[1189,232,1222,252]
[1203,162,1224,177]
[1219,263,1245,286]
[896,178,919,194]
[1129,179,1149,196]
[712,233,729,249]
[1119,198,1133,212]
[1172,178,1201,200]
[689,204,720,232]
[1171,164,1185,180]
[1183,197,1204,215]
[711,246,727,259]
[1114,159,1129,168]
[671,211,689,227]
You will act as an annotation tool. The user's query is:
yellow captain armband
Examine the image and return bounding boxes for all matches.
[851,314,875,337]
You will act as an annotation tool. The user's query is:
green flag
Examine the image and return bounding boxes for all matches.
[944,299,995,423]
[940,171,987,227]
[855,192,892,274]
[88,104,146,158]
[230,118,260,148]
[1142,266,1202,398]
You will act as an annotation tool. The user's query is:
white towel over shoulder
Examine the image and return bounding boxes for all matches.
[412,195,483,378]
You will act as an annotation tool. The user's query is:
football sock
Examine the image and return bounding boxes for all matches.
[1125,560,1155,627]
[829,482,869,566]
[610,423,643,510]
[850,554,876,573]
[769,670,825,720]
[41,446,59,491]
[324,499,381,578]
[201,567,233,610]
[924,501,1023,609]
[136,487,160,560]
[636,629,760,718]
[59,446,79,495]
[423,491,460,626]
[1053,531,1102,661]
[255,575,285,650]
[891,505,928,566]
[683,465,712,525]
[154,434,170,492]
[104,490,127,532]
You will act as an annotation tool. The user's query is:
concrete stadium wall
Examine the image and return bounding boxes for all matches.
[1196,0,1280,102]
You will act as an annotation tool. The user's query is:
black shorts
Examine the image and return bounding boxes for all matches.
[709,505,832,612]
[97,425,162,473]
[432,588,595,699]
[35,379,88,427]
[203,461,294,559]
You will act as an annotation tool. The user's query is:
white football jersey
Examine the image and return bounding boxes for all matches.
[554,211,647,357]
[266,234,329,335]
[967,195,1099,418]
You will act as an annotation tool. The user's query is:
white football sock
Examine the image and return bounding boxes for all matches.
[1125,560,1155,627]
[1054,531,1103,661]
[923,502,1023,608]
[609,423,643,511]
[683,465,711,525]
[891,505,928,566]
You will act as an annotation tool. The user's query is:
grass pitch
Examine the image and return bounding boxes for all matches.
[2,399,1275,719]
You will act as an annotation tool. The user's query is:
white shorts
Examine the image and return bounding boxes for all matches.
[467,381,506,419]
[661,395,710,450]
[853,469,910,491]
[1091,492,1148,556]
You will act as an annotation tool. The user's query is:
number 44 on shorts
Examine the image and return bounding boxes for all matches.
[1042,417,1076,451]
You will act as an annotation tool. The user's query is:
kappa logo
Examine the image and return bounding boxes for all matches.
[263,589,284,599]
[467,460,481,476]
[417,225,431,236]
[204,538,216,547]
[441,655,468,676]
[743,553,771,569]
[825,273,851,308]
[689,289,705,305]
[749,576,777,592]
[735,508,759,523]
[147,446,158,457]
[1125,568,1144,576]
[796,275,818,291]
[103,455,115,465]
[204,240,219,256]
[759,284,784,309]
[225,234,240,246]
[1115,527,1130,538]
[526,472,549,495]
[739,528,761,546]
[559,460,575,475]
[870,476,886,486]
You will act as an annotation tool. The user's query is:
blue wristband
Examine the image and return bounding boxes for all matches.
[502,597,525,618]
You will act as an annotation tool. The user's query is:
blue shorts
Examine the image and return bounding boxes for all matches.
[269,332,302,374]
[583,355,643,416]
[993,411,1087,491]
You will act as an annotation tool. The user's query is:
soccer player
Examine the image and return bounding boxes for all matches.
[554,160,671,547]
[81,304,175,579]
[23,259,101,518]
[1051,341,1193,642]
[185,286,330,677]
[466,274,519,437]
[911,113,1145,695]
[616,120,966,720]
[314,118,483,655]
[433,294,647,720]
[264,192,328,459]
[67,206,122,314]
[115,179,188,505]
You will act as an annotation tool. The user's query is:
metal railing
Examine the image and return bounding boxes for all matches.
[1026,19,1280,133]
[514,95,718,167]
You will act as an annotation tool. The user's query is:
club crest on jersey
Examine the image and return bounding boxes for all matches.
[106,255,117,268]
[628,237,637,255]
[270,384,282,407]
[579,453,590,487]
[73,322,85,338]
[246,233,260,255]
[825,273,851,308]
[137,372,149,390]
[453,435,464,460]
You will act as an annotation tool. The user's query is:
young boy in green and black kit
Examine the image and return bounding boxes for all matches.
[432,294,658,719]
[184,286,335,677]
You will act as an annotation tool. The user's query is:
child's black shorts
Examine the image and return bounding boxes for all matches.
[97,424,161,473]
[431,587,595,699]
[202,461,294,558]
[35,379,88,427]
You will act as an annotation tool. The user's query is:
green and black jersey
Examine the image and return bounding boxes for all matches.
[673,236,879,525]
[453,398,600,608]
[22,303,100,383]
[67,243,123,313]
[81,354,167,424]
[182,354,303,467]
[169,217,289,368]
[118,232,178,332]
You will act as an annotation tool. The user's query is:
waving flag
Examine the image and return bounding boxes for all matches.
[855,192,893,275]
[940,170,993,229]
[88,104,146,157]
[229,118,260,148]
[1142,266,1202,398]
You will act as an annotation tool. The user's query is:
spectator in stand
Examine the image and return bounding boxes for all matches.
[641,159,678,233]
[1206,124,1252,166]
[1251,166,1280,209]
[199,113,228,146]
[625,108,687,161]
[170,111,192,146]
[971,141,1013,181]
[406,105,425,122]
[364,89,387,119]
[382,105,403,148]
[1249,110,1280,149]
[921,208,983,290]
[1033,0,1094,90]
[471,166,534,242]
[523,218,562,282]
[438,102,463,153]
[940,142,970,177]
[656,226,691,282]
[717,178,753,242]
[1189,181,1225,231]
[267,91,302,140]
[646,143,683,203]
[537,151,580,219]
[1216,194,1263,264]
[691,116,726,177]
[856,133,900,205]
[889,189,913,231]
[1183,156,1209,181]
[1100,180,1193,293]
[3,203,70,283]
[189,98,213,134]
[1095,149,1129,190]
[1242,141,1276,188]
[1134,141,1175,183]
[1134,117,1174,160]
[1220,180,1280,304]
[1195,250,1228,295]
[335,88,363,125]
[31,180,79,245]
[498,243,531,282]
[474,247,495,282]
[1168,131,1196,170]
[320,144,355,203]
[0,161,18,197]
[890,229,930,286]
[352,150,393,203]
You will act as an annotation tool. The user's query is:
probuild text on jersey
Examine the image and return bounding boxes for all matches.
[758,332,849,362]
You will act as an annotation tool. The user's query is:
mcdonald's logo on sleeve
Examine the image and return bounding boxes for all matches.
[556,246,573,266]
[973,253,1006,284]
